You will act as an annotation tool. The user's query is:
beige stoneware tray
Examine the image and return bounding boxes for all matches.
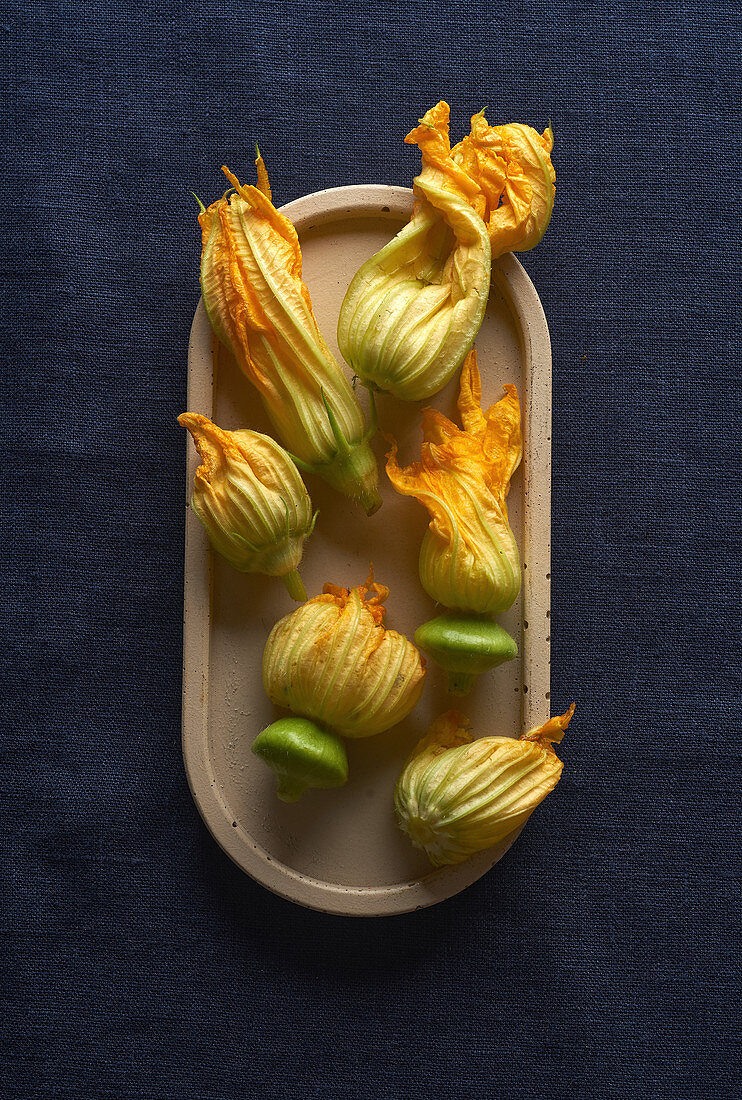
[182,184,552,916]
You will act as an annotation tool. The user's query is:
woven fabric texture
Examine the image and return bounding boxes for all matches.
[1,1,740,1097]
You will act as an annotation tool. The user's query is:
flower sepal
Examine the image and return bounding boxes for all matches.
[289,390,382,516]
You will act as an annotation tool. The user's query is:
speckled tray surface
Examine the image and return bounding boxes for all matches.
[181,184,552,916]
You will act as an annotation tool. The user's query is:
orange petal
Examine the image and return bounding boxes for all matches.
[481,385,522,500]
[405,100,483,205]
[521,704,576,747]
[457,349,486,436]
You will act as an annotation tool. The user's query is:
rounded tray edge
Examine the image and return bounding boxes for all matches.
[181,739,525,917]
[279,183,416,227]
[492,254,552,733]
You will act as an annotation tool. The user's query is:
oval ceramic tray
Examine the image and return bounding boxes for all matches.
[182,184,552,916]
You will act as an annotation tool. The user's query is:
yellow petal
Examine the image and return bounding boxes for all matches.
[456,349,487,436]
[254,146,272,201]
[400,709,473,772]
[404,101,483,207]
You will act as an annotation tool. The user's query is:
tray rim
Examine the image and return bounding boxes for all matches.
[181,183,552,916]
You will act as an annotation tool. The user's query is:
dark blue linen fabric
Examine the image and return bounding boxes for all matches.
[2,1,740,1097]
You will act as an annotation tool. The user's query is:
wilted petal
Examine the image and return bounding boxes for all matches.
[337,104,555,403]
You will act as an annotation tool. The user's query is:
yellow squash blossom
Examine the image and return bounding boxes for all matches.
[337,102,555,402]
[395,704,575,866]
[198,154,381,514]
[179,412,315,600]
[262,572,426,738]
[451,111,555,257]
[386,350,522,615]
[337,101,492,401]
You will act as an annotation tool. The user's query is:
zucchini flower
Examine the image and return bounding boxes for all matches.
[386,350,522,694]
[197,154,381,514]
[262,572,426,739]
[395,704,575,866]
[337,101,555,402]
[386,350,522,616]
[337,101,492,401]
[179,412,315,601]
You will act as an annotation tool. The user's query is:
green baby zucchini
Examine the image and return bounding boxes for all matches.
[251,717,349,803]
[414,614,518,696]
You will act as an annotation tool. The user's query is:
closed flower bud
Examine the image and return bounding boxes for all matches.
[395,704,575,866]
[197,153,381,514]
[262,572,426,738]
[386,350,522,615]
[179,412,315,601]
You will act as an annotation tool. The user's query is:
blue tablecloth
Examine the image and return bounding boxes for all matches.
[2,2,739,1096]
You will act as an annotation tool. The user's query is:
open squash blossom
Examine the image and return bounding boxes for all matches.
[197,152,381,514]
[386,349,522,615]
[337,101,555,401]
[179,412,315,601]
[395,704,575,866]
[262,571,426,738]
[337,101,492,401]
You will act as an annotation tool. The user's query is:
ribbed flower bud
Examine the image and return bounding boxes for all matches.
[395,705,575,866]
[262,573,426,737]
[179,412,315,600]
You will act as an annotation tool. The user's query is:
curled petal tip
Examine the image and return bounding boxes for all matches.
[522,704,576,746]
